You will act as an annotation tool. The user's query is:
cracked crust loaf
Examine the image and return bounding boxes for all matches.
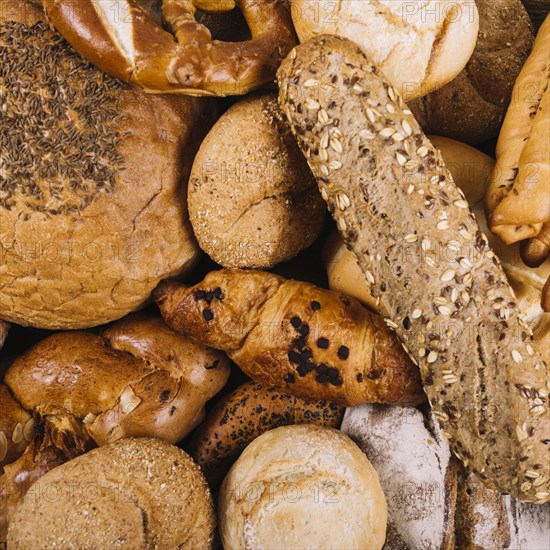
[0,1,209,329]
[291,0,479,101]
[277,35,549,503]
[188,93,325,268]
[219,424,387,550]
[7,438,216,549]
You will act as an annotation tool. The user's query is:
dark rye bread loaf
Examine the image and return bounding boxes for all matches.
[277,35,549,503]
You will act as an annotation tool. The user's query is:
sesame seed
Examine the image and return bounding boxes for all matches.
[329,160,343,171]
[386,103,395,113]
[422,238,431,251]
[402,120,412,136]
[320,164,329,177]
[451,288,459,302]
[434,296,448,306]
[418,347,426,357]
[437,220,450,230]
[454,200,469,209]
[306,99,320,110]
[331,139,343,153]
[526,344,535,356]
[531,405,545,416]
[367,98,379,107]
[379,127,394,137]
[393,132,405,141]
[337,217,347,232]
[459,257,472,270]
[425,257,437,267]
[365,271,375,284]
[438,305,452,316]
[512,350,522,363]
[430,175,440,184]
[407,184,415,194]
[388,86,397,101]
[441,269,455,282]
[385,318,398,329]
[319,148,328,162]
[404,233,418,243]
[320,131,330,149]
[318,109,330,124]
[321,188,328,201]
[459,228,474,240]
[366,108,377,123]
[304,78,318,88]
[417,146,429,157]
[353,84,363,93]
[525,470,540,479]
[289,48,297,60]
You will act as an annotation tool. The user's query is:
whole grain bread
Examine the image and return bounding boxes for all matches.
[277,35,549,503]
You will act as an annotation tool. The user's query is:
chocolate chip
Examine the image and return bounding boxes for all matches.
[300,349,312,361]
[296,338,307,350]
[337,346,349,360]
[290,316,302,328]
[205,291,214,303]
[316,363,328,374]
[203,309,214,321]
[304,362,315,373]
[356,373,364,382]
[317,337,329,349]
[330,377,343,387]
[297,365,309,377]
[366,368,383,380]
[288,350,300,363]
[315,373,329,384]
[311,301,321,311]
[159,390,170,403]
[194,290,206,300]
[327,367,340,378]
[214,287,224,300]
[283,373,295,384]
[299,324,310,336]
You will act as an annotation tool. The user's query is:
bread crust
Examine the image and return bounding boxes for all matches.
[410,0,534,144]
[155,269,425,407]
[277,35,549,502]
[219,425,387,550]
[188,93,325,268]
[7,438,216,549]
[188,381,344,485]
[291,0,479,101]
[0,2,208,329]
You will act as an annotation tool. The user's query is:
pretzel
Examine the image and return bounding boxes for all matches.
[42,0,297,96]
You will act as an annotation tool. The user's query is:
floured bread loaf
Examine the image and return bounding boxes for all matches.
[341,404,457,550]
[0,1,208,329]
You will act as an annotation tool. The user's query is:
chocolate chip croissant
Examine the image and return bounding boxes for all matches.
[154,269,425,407]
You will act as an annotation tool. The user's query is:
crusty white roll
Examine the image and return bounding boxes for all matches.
[219,424,387,550]
[7,438,216,549]
[291,0,479,101]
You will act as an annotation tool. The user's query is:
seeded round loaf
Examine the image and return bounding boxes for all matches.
[291,0,479,101]
[188,93,325,268]
[219,424,387,550]
[0,1,208,329]
[410,0,534,144]
[7,438,216,549]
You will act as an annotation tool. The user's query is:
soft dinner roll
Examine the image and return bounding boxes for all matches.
[219,424,387,550]
[0,1,208,329]
[188,93,325,268]
[7,438,216,549]
[291,0,479,101]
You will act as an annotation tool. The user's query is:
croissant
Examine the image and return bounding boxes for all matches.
[154,269,425,407]
[485,14,550,244]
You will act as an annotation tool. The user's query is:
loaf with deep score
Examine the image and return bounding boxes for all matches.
[277,35,549,503]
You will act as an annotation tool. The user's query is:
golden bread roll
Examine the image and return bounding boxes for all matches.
[278,35,549,502]
[7,438,216,549]
[0,1,208,329]
[188,381,344,485]
[486,14,550,244]
[155,269,425,407]
[219,424,387,550]
[0,385,32,470]
[291,0,479,101]
[410,0,534,144]
[188,93,325,268]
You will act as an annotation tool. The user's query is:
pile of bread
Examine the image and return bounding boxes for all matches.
[0,0,548,548]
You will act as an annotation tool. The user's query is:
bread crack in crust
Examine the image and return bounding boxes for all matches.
[0,21,125,215]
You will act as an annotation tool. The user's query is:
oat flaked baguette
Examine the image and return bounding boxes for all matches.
[154,269,425,407]
[277,35,549,503]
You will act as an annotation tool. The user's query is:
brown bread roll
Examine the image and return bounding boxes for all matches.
[188,93,325,268]
[188,381,344,485]
[277,35,549,503]
[0,0,209,329]
[0,322,7,351]
[155,269,425,407]
[5,314,230,446]
[0,385,32,470]
[291,0,479,101]
[219,425,387,550]
[410,0,534,144]
[7,438,216,549]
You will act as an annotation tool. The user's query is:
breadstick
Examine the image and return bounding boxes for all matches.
[277,35,549,503]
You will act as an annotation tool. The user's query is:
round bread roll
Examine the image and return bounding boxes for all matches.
[410,0,534,144]
[291,0,479,101]
[324,136,549,327]
[188,93,325,268]
[7,438,216,549]
[219,424,387,550]
[0,1,209,329]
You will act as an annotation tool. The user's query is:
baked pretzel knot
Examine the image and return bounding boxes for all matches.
[42,0,297,96]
